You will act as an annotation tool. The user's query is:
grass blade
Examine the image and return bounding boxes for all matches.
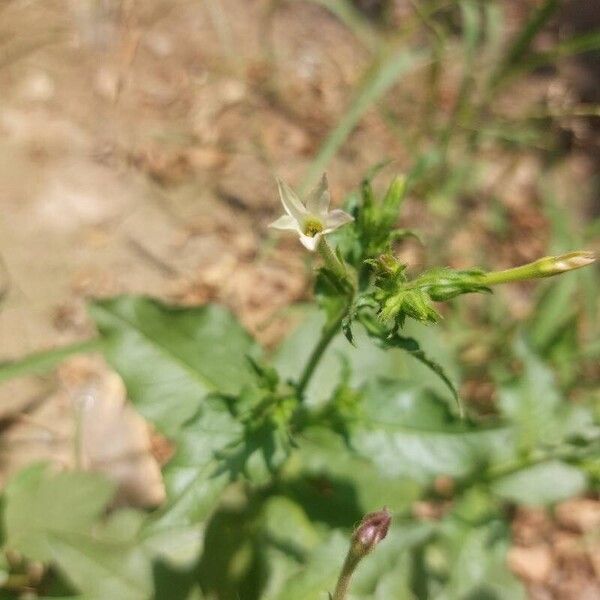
[301,47,429,193]
[0,339,102,383]
[491,0,558,86]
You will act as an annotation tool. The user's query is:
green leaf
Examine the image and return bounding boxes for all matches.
[267,522,434,600]
[498,338,565,452]
[274,310,401,407]
[148,401,241,531]
[350,379,512,483]
[491,0,558,87]
[515,31,600,76]
[262,496,322,557]
[89,296,258,435]
[48,511,153,600]
[4,464,115,562]
[440,520,525,600]
[3,466,160,600]
[351,522,435,598]
[274,308,460,407]
[288,428,422,522]
[271,533,346,600]
[527,272,578,352]
[492,461,587,505]
[386,334,462,417]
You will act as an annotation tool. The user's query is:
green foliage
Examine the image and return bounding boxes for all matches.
[3,465,154,599]
[89,297,259,436]
[347,379,512,483]
[0,0,598,595]
[491,461,587,506]
[1,169,597,598]
[4,464,115,562]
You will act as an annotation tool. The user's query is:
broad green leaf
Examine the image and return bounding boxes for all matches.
[262,496,322,556]
[350,379,513,482]
[148,401,241,531]
[272,533,346,600]
[289,427,422,521]
[48,511,152,600]
[141,524,205,569]
[498,338,565,452]
[259,496,325,599]
[266,522,433,600]
[273,309,459,408]
[352,522,435,598]
[0,549,8,588]
[197,497,270,599]
[440,520,525,600]
[4,464,115,562]
[386,333,462,417]
[273,310,405,407]
[492,460,587,505]
[3,466,158,599]
[89,297,258,435]
[366,554,414,600]
[452,485,500,526]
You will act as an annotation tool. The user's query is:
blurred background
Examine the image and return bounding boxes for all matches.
[0,0,599,598]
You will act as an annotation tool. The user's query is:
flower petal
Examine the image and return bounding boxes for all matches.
[299,232,321,251]
[269,214,299,231]
[324,208,354,232]
[306,173,330,216]
[277,177,306,221]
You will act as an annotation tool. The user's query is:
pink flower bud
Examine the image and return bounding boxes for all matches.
[352,507,391,555]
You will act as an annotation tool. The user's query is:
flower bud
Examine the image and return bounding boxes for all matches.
[479,250,596,286]
[332,508,392,600]
[538,251,596,276]
[352,507,391,556]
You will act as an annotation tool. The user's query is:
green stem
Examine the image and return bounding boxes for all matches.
[296,307,346,398]
[332,551,361,600]
[295,237,353,398]
[485,443,596,481]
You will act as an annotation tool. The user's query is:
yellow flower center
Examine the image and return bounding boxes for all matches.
[303,217,324,237]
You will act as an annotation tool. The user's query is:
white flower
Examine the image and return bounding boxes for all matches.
[269,174,354,251]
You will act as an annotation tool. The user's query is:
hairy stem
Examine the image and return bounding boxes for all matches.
[318,236,347,280]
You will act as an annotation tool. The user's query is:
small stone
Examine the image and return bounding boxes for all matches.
[555,499,600,533]
[507,545,553,583]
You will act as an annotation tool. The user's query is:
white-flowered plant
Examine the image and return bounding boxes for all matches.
[269,174,354,251]
[0,167,596,600]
